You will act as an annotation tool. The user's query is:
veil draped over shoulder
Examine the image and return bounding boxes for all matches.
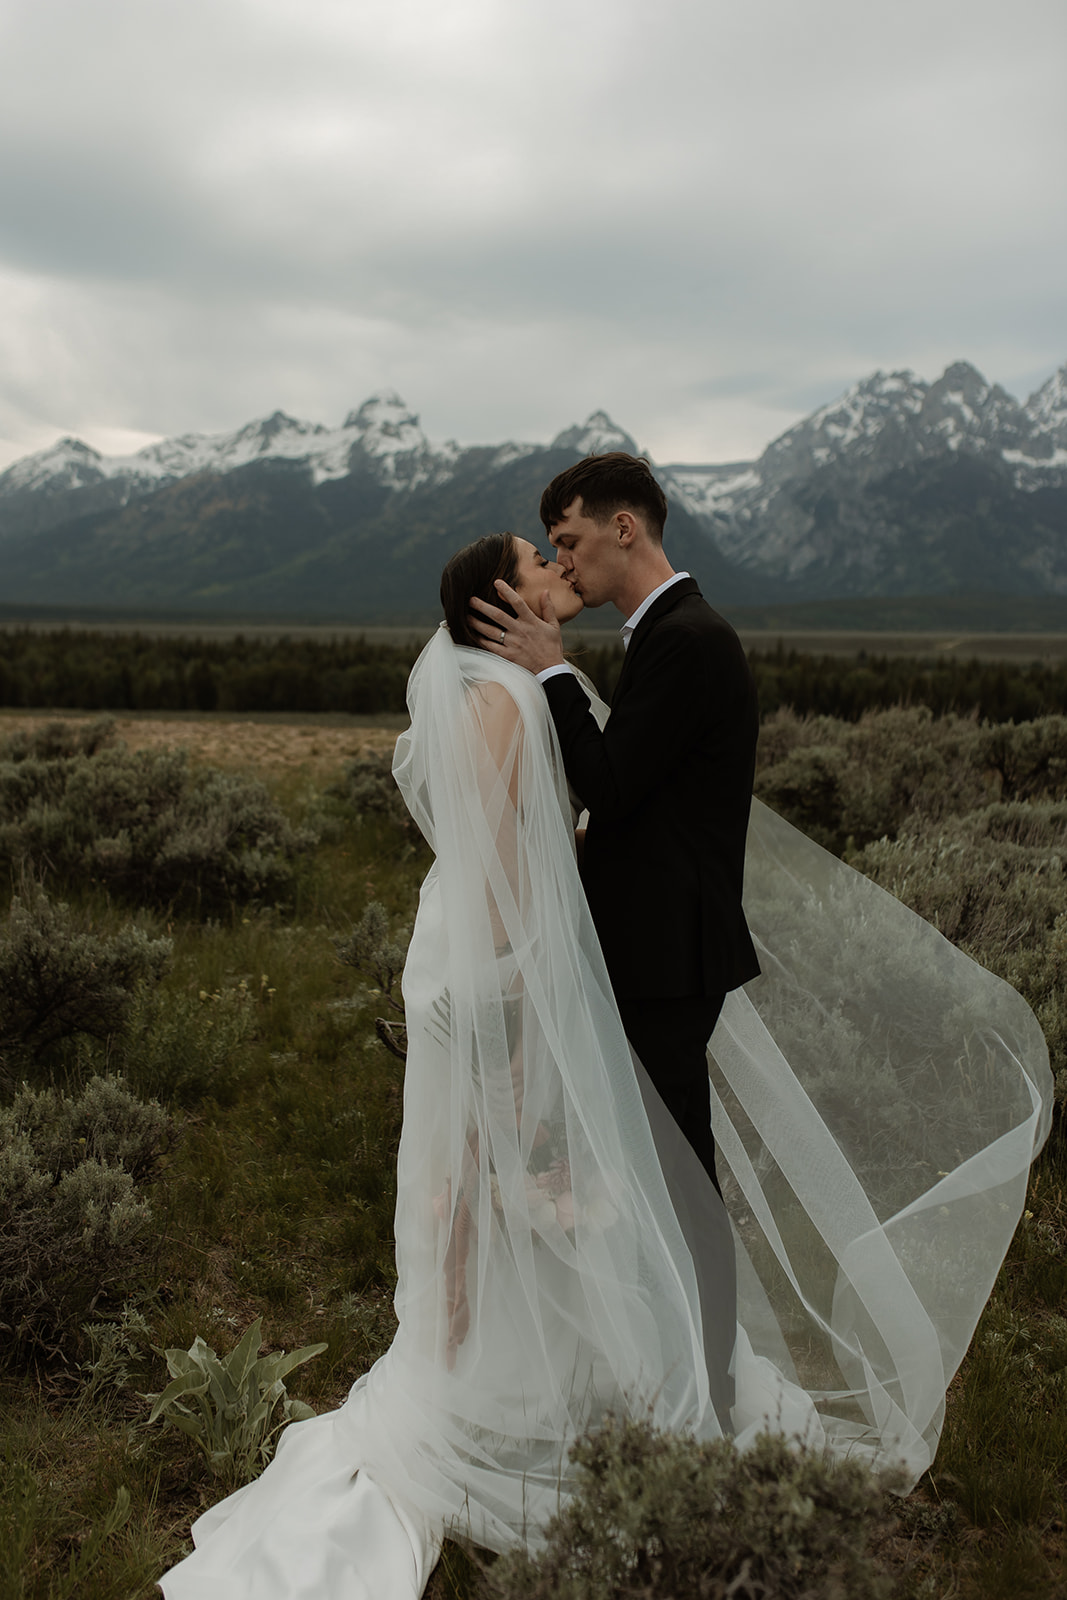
[162,625,1052,1596]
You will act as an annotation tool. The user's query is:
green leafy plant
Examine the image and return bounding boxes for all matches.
[145,1317,328,1485]
[481,1416,899,1600]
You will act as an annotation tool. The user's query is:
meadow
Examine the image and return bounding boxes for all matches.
[1,643,1065,1598]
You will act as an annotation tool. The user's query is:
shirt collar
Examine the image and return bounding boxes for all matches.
[620,572,690,649]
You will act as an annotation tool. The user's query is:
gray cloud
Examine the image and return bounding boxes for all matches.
[0,0,1064,468]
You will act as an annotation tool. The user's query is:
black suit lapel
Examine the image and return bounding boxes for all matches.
[611,577,702,704]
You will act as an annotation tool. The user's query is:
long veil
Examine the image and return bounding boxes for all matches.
[161,625,1052,1597]
[380,627,1050,1546]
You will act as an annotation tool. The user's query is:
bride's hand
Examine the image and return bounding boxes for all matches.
[469,581,566,675]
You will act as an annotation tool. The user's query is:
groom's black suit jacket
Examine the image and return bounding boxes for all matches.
[543,578,760,1000]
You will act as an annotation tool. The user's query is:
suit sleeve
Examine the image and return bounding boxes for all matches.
[544,624,718,821]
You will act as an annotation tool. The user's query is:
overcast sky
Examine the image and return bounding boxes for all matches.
[1,0,1064,472]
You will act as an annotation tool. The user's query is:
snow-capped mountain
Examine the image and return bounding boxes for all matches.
[661,360,1067,594]
[550,411,639,457]
[1,391,453,503]
[1,358,1065,615]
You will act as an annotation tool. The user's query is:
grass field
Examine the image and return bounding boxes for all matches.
[1,709,1064,1599]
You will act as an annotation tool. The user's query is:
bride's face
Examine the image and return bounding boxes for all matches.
[510,538,584,622]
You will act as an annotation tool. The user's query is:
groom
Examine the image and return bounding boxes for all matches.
[471,452,760,1193]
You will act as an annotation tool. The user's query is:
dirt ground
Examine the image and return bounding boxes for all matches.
[0,710,404,781]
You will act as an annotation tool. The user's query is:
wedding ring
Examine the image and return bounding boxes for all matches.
[499,629,506,644]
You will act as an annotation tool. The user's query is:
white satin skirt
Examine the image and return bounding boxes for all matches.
[158,1384,443,1600]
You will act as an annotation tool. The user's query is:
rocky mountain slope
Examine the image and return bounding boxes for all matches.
[1,361,1065,618]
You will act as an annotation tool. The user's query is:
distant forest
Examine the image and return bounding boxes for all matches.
[2,628,1067,724]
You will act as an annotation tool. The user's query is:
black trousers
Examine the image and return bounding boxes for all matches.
[617,993,726,1194]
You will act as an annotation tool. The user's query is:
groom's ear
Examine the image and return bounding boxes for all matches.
[615,511,639,547]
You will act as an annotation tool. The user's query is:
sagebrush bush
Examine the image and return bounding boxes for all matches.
[977,716,1067,802]
[109,981,256,1106]
[850,802,1067,961]
[0,1076,175,1364]
[0,883,171,1093]
[335,899,409,1015]
[0,722,318,914]
[332,750,413,834]
[0,715,118,763]
[755,706,994,853]
[482,1417,897,1600]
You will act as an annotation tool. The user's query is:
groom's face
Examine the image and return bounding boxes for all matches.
[546,497,623,609]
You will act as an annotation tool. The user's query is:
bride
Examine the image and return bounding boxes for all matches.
[160,534,1052,1600]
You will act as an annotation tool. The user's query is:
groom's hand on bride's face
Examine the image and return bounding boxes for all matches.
[469,583,566,675]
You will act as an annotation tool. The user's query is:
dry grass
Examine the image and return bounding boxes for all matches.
[0,711,403,782]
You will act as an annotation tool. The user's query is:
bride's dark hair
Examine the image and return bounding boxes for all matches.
[440,533,519,648]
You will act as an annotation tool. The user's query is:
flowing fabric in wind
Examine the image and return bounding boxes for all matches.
[713,799,1051,1476]
[161,625,1051,1597]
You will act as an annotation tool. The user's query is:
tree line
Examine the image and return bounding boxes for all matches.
[1,627,1067,723]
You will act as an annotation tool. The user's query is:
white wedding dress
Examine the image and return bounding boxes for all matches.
[160,628,1052,1598]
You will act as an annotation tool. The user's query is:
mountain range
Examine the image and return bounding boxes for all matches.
[1,358,1065,622]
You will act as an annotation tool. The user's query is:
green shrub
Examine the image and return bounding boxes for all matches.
[145,1317,327,1486]
[755,707,993,853]
[332,750,413,833]
[756,709,1067,856]
[0,724,318,915]
[109,981,256,1107]
[335,899,409,1015]
[481,1416,897,1600]
[0,884,171,1094]
[850,803,1067,962]
[0,716,118,763]
[79,1304,154,1402]
[976,716,1067,802]
[0,1077,176,1365]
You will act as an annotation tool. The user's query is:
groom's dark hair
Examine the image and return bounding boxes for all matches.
[540,452,669,542]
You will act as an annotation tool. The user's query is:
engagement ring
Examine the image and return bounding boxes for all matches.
[499,629,506,644]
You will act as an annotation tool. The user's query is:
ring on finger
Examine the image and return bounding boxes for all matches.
[499,629,506,644]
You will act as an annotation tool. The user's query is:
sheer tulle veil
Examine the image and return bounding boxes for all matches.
[161,624,1051,1596]
[379,626,1050,1544]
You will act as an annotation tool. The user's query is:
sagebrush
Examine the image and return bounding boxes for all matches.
[0,1076,176,1365]
[0,721,318,914]
[481,1416,899,1600]
[0,881,171,1094]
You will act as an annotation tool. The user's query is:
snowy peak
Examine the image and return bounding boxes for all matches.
[339,392,452,488]
[342,391,426,455]
[550,411,638,456]
[134,410,334,480]
[761,369,927,482]
[921,362,1030,454]
[1025,363,1067,448]
[3,435,108,494]
[757,360,1055,489]
[0,394,440,503]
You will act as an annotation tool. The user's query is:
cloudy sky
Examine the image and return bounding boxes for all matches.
[0,0,1064,472]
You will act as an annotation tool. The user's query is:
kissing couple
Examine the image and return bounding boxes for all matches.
[162,452,1051,1599]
